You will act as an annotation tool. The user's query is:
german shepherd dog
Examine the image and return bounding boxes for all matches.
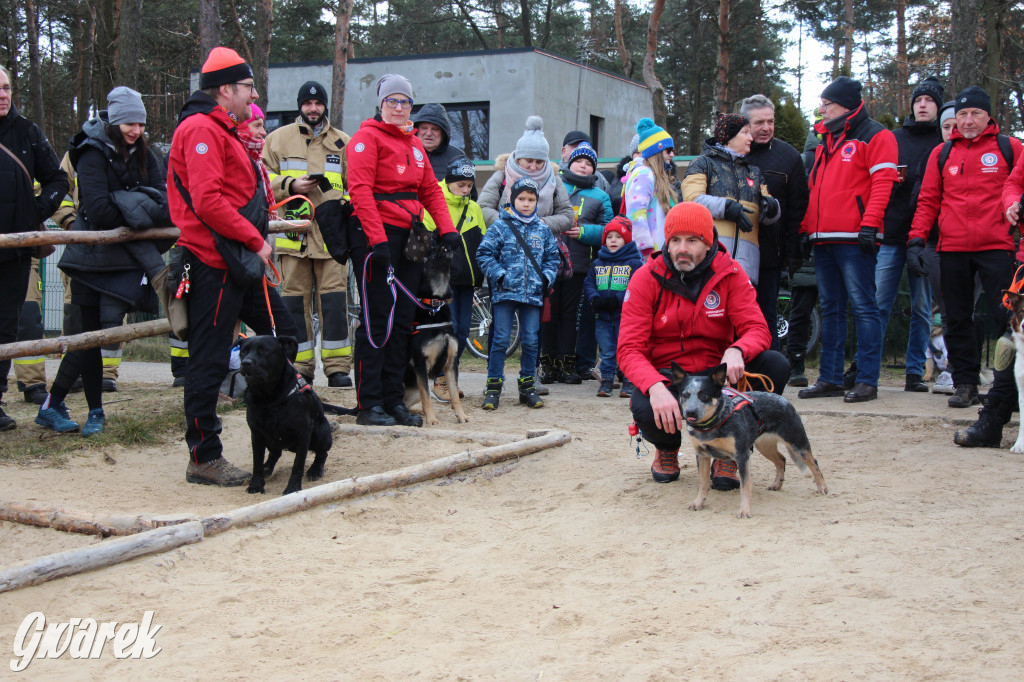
[1003,290,1024,453]
[404,243,469,425]
[671,362,828,518]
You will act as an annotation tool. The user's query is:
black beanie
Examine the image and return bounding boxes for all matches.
[444,157,476,185]
[910,76,944,108]
[820,76,863,110]
[510,177,539,206]
[954,86,991,114]
[562,130,590,147]
[297,81,329,109]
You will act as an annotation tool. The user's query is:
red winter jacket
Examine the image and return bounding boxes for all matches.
[167,92,266,269]
[1002,142,1024,219]
[801,103,899,244]
[909,121,1023,256]
[618,248,771,395]
[346,117,455,246]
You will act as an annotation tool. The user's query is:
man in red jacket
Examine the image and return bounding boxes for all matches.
[167,47,297,486]
[798,76,898,404]
[620,202,789,487]
[906,86,1022,416]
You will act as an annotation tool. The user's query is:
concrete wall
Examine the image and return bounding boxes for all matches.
[196,49,652,161]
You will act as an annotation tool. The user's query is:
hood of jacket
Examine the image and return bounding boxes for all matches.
[178,90,238,134]
[900,114,939,136]
[411,103,452,151]
[596,240,641,262]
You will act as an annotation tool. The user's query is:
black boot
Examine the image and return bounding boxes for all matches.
[539,355,560,384]
[843,362,858,389]
[482,377,503,410]
[788,355,808,387]
[905,374,929,392]
[954,399,1013,448]
[356,405,396,426]
[0,398,15,431]
[560,355,582,384]
[518,376,544,408]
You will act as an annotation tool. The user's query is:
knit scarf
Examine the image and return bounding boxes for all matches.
[234,120,279,219]
[502,153,556,218]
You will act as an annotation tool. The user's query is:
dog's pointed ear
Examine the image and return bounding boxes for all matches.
[277,335,299,363]
[670,361,687,382]
[710,363,728,387]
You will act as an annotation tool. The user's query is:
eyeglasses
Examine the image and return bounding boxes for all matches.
[820,100,838,111]
[233,82,257,94]
[383,98,414,110]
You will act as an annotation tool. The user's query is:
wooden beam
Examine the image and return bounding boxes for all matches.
[0,501,199,536]
[0,221,308,249]
[0,319,171,362]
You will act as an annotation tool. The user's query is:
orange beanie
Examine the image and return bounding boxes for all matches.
[663,202,714,245]
[199,47,252,90]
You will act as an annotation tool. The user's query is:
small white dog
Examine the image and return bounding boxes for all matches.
[1004,290,1024,453]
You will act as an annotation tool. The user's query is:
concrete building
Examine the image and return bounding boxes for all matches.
[193,47,653,161]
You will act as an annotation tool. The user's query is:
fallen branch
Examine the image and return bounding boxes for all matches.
[0,222,308,249]
[0,522,204,593]
[0,501,199,537]
[201,429,571,536]
[0,318,171,362]
[331,423,520,446]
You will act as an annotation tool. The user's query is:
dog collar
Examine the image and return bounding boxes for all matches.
[288,371,313,397]
[688,387,758,433]
[420,297,450,312]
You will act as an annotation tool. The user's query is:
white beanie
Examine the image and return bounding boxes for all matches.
[514,116,549,160]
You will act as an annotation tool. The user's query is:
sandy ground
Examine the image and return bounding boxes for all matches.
[2,362,1024,679]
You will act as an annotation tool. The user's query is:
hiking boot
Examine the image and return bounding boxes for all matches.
[356,405,397,426]
[101,379,118,392]
[931,371,954,394]
[0,401,15,431]
[954,400,1012,448]
[539,355,560,384]
[186,456,251,486]
[619,380,634,398]
[172,376,186,388]
[798,380,845,399]
[432,377,452,402]
[948,384,979,408]
[577,365,597,381]
[482,377,503,410]
[905,374,929,392]
[711,459,740,490]
[518,376,544,408]
[843,363,858,389]
[651,449,680,483]
[560,356,582,384]
[328,372,353,388]
[387,404,423,427]
[844,382,878,403]
[596,379,613,397]
[787,358,808,387]
[36,405,80,432]
[23,384,47,405]
[81,408,106,437]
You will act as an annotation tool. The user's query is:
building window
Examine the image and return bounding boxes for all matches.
[589,115,604,156]
[266,111,298,134]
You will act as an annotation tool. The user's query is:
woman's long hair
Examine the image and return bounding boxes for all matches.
[106,123,148,180]
[645,156,677,213]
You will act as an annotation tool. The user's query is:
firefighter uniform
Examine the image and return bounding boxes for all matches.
[14,261,46,398]
[263,101,352,384]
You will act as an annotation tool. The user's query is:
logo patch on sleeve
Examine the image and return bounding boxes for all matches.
[195,143,208,155]
[354,143,365,153]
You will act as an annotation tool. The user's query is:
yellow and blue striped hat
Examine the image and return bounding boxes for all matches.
[636,117,673,159]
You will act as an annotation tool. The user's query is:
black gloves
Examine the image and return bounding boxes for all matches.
[440,232,461,252]
[370,242,391,270]
[799,233,813,259]
[858,225,879,256]
[906,238,928,278]
[724,199,754,232]
[758,194,780,222]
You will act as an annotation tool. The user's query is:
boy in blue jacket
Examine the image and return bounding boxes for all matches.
[584,215,644,397]
[475,177,560,410]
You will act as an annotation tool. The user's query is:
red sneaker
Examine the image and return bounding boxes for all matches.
[651,449,680,483]
[711,459,740,490]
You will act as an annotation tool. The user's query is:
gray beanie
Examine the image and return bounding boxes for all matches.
[107,86,146,126]
[628,133,640,156]
[376,74,413,111]
[515,116,549,160]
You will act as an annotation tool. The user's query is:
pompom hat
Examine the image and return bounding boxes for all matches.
[636,118,673,159]
[602,215,633,244]
[568,141,597,170]
[515,116,550,160]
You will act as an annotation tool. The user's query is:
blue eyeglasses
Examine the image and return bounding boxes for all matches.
[382,98,414,110]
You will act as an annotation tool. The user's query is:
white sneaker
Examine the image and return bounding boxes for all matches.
[932,371,954,394]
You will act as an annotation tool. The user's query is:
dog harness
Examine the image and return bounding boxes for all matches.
[1003,264,1024,311]
[687,387,764,434]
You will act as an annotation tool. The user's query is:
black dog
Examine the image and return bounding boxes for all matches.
[239,335,336,496]
[404,244,468,425]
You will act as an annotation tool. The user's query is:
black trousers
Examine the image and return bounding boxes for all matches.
[629,350,790,452]
[541,272,585,358]
[787,285,818,363]
[183,250,296,464]
[940,250,1012,386]
[350,227,422,411]
[0,257,32,395]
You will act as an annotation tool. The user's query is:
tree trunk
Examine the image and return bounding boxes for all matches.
[199,0,222,62]
[24,0,45,125]
[949,0,979,94]
[842,0,854,75]
[715,0,730,113]
[642,0,668,127]
[613,0,634,79]
[519,0,532,47]
[115,0,143,89]
[687,0,702,154]
[94,0,118,100]
[75,0,96,128]
[251,0,273,96]
[331,0,355,131]
[896,0,908,116]
[980,0,1002,125]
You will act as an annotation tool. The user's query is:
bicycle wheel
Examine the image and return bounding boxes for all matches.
[806,307,821,354]
[466,291,521,359]
[777,290,793,354]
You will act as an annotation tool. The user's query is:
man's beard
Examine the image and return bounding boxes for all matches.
[672,254,697,272]
[301,111,323,128]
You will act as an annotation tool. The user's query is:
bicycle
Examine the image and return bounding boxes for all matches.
[776,287,820,356]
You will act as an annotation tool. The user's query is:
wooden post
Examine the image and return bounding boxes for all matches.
[0,319,171,362]
[0,221,308,249]
[0,522,205,593]
[0,501,199,537]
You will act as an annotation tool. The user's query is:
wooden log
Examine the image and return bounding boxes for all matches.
[201,429,571,536]
[0,501,199,537]
[331,423,520,446]
[0,221,308,249]
[0,521,205,593]
[0,318,171,362]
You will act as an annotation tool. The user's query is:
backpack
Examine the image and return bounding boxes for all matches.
[937,134,1016,185]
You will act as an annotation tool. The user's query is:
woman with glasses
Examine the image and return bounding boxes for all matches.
[345,74,460,427]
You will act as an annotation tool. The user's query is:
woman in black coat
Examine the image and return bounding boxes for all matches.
[36,86,171,436]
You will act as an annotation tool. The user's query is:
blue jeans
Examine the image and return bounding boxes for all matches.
[449,285,475,373]
[875,244,931,377]
[814,243,882,386]
[488,301,541,380]
[595,317,620,381]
